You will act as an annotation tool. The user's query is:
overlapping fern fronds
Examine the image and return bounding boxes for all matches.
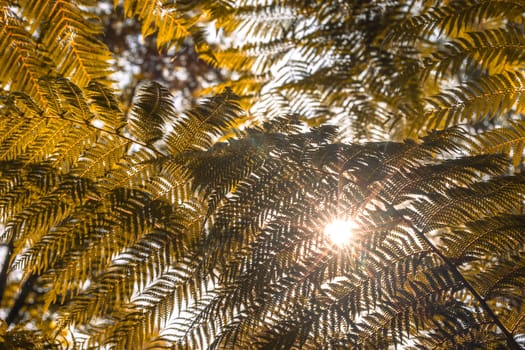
[202,0,525,142]
[201,0,422,140]
[1,0,525,349]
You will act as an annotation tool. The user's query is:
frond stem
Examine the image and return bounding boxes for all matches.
[6,274,38,325]
[43,114,166,157]
[411,224,520,350]
[0,243,13,304]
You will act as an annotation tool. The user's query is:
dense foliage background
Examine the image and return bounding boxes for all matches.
[1,0,525,349]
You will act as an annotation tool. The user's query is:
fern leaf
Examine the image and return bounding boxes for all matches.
[20,0,112,86]
[423,27,525,82]
[128,81,175,145]
[423,70,525,132]
[472,120,525,168]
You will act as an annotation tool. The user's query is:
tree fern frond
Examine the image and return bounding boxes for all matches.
[39,188,168,307]
[472,120,525,167]
[382,154,508,205]
[6,173,95,261]
[0,79,122,173]
[0,118,53,162]
[20,0,112,87]
[0,6,52,107]
[412,175,525,230]
[385,0,525,44]
[467,255,525,299]
[410,315,501,349]
[52,77,94,123]
[3,1,525,348]
[443,215,525,261]
[423,70,525,132]
[423,26,525,82]
[164,88,244,155]
[507,303,525,336]
[57,209,198,327]
[75,260,203,350]
[119,0,229,51]
[128,81,175,145]
[85,81,126,132]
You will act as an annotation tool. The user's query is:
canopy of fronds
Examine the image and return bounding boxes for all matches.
[0,0,524,349]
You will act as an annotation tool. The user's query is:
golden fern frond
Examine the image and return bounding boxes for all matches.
[472,120,525,168]
[2,109,524,348]
[73,259,203,350]
[85,81,126,132]
[0,79,125,174]
[385,0,525,44]
[409,312,500,349]
[423,26,525,81]
[440,215,525,306]
[413,175,525,230]
[0,86,249,348]
[164,88,244,155]
[152,125,513,349]
[507,303,525,336]
[6,173,97,267]
[128,81,175,145]
[187,123,330,215]
[0,161,31,225]
[423,70,525,131]
[378,1,525,139]
[4,0,525,346]
[11,177,100,275]
[206,1,426,140]
[38,189,163,304]
[56,204,201,328]
[19,0,112,87]
[119,0,230,51]
[468,255,525,299]
[0,5,52,107]
[382,154,508,204]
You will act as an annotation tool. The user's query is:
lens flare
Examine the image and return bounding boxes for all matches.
[324,219,358,246]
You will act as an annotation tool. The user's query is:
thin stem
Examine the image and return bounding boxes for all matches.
[43,113,166,158]
[0,243,13,304]
[412,224,520,350]
[6,274,38,325]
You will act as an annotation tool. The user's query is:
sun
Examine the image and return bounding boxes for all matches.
[324,219,359,247]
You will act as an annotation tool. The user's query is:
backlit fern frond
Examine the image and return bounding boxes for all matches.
[423,70,525,131]
[128,81,175,145]
[0,78,118,172]
[164,88,244,155]
[2,86,525,349]
[385,0,525,44]
[205,0,525,140]
[0,74,248,347]
[422,26,525,82]
[2,1,525,349]
[381,0,525,137]
[0,4,52,107]
[20,0,112,87]
[131,125,523,349]
[472,120,525,168]
[118,0,232,51]
[202,1,419,140]
[85,81,127,133]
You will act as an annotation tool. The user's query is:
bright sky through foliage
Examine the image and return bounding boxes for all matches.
[324,219,359,246]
